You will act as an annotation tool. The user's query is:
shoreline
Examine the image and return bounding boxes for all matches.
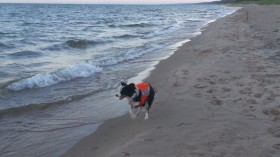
[61,4,280,157]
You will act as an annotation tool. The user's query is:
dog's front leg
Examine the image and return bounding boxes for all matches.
[144,111,149,120]
[129,105,136,119]
[144,104,149,120]
[135,106,141,116]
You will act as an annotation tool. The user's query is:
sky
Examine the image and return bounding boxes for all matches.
[0,0,216,4]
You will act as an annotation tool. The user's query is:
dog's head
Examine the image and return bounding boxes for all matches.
[116,82,136,100]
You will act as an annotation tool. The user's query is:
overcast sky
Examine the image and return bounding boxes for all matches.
[0,0,216,4]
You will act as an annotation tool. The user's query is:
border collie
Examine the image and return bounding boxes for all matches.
[116,82,156,120]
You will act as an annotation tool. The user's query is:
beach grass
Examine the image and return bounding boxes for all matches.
[234,0,280,4]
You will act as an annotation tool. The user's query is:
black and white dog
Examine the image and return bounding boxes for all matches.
[116,82,156,120]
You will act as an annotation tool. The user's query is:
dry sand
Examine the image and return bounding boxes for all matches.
[61,5,280,157]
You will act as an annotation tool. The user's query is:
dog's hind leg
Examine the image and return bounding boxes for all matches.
[143,102,149,120]
[144,86,155,120]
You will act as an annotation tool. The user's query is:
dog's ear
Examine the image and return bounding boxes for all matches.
[128,83,136,89]
[120,82,127,86]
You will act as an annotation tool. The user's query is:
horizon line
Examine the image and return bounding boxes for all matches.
[0,1,218,5]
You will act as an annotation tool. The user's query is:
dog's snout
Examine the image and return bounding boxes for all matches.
[116,94,126,100]
[119,95,126,100]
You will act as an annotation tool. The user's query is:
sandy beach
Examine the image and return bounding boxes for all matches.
[60,5,280,157]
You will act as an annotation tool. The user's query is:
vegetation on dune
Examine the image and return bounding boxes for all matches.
[221,0,280,4]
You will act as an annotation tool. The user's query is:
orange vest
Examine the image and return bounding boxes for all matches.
[136,82,150,106]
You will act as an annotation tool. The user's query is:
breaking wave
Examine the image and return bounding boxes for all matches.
[145,24,181,38]
[0,89,102,117]
[7,62,102,91]
[9,51,44,58]
[108,22,153,28]
[7,44,162,91]
[0,42,8,48]
[91,44,163,67]
[65,39,98,49]
[44,39,106,50]
[121,23,153,28]
[113,34,140,39]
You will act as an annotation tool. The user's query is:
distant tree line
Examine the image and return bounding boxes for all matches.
[220,0,280,4]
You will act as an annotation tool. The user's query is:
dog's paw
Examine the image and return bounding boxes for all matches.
[144,113,149,120]
[130,113,136,119]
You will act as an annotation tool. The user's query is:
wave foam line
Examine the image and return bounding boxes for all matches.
[7,44,162,91]
[145,24,181,38]
[7,62,102,91]
[0,89,103,117]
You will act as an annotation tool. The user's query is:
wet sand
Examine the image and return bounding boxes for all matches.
[60,5,280,157]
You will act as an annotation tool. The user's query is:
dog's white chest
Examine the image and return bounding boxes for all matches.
[126,96,138,107]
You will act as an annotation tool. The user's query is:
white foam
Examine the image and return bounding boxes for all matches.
[7,44,162,91]
[92,44,163,67]
[145,24,181,38]
[187,18,204,22]
[124,44,162,60]
[221,6,242,17]
[7,62,102,91]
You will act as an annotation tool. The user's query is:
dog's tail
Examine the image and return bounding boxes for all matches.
[149,84,158,94]
[153,86,158,93]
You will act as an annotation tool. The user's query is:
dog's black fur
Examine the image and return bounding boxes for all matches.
[117,82,155,119]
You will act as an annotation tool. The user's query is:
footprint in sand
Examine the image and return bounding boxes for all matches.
[263,108,280,116]
[209,80,216,85]
[246,99,257,104]
[199,49,213,56]
[265,74,280,78]
[209,74,216,78]
[206,89,215,93]
[176,122,192,127]
[194,92,202,98]
[156,126,162,129]
[123,152,131,157]
[222,87,232,92]
[268,127,280,138]
[196,77,216,85]
[232,98,242,102]
[231,75,243,81]
[239,87,252,95]
[211,97,223,105]
[172,69,189,87]
[194,84,208,89]
[273,144,280,150]
[254,93,263,98]
[144,138,154,142]
[218,78,229,84]
[173,81,179,87]
[235,82,244,87]
[258,82,266,87]
[266,94,276,102]
[251,74,274,84]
